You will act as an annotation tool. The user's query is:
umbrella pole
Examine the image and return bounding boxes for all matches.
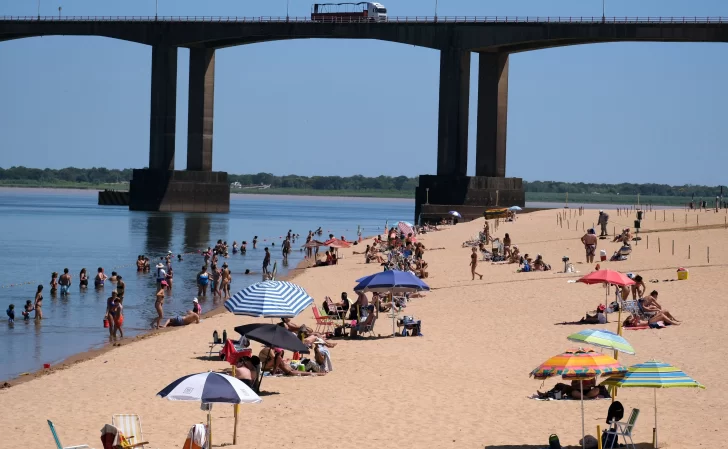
[654,389,658,449]
[208,407,212,449]
[611,305,624,403]
[232,365,238,445]
[580,380,586,449]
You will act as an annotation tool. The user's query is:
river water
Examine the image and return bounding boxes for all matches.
[0,189,413,381]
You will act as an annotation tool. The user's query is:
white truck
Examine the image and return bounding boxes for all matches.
[311,2,388,22]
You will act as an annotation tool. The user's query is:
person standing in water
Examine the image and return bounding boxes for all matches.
[34,284,44,320]
[155,261,167,289]
[59,268,72,296]
[79,268,88,289]
[116,275,125,299]
[253,236,258,249]
[49,272,58,296]
[111,297,124,340]
[22,300,33,320]
[241,241,247,255]
[197,265,209,297]
[262,247,271,275]
[470,247,483,280]
[282,237,291,264]
[105,291,118,341]
[95,267,108,288]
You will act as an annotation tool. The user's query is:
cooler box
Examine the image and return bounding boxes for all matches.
[677,270,689,281]
[600,249,607,261]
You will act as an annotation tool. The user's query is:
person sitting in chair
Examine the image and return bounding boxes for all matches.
[349,305,377,338]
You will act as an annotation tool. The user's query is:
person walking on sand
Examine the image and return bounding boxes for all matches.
[581,228,598,264]
[598,210,609,236]
[263,247,271,274]
[470,247,483,280]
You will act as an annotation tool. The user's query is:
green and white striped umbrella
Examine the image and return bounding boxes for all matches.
[567,329,635,355]
[600,360,705,448]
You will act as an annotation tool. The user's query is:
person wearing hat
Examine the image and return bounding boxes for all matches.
[192,298,202,315]
[580,304,607,324]
[155,261,167,289]
[598,210,609,236]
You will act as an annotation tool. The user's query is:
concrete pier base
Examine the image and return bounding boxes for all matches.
[129,169,230,212]
[414,175,524,223]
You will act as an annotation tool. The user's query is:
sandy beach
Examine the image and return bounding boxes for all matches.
[2,207,725,449]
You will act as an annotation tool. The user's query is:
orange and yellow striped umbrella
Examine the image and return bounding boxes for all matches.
[530,347,627,380]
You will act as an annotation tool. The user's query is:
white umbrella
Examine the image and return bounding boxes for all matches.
[448,211,462,218]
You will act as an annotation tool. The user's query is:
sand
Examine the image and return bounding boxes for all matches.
[1,207,725,449]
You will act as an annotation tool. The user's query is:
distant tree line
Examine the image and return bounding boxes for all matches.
[0,166,723,197]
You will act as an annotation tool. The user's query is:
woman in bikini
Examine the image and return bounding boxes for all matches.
[79,268,88,289]
[34,285,44,320]
[503,233,512,258]
[116,275,125,299]
[49,272,58,296]
[152,281,166,329]
[470,247,483,280]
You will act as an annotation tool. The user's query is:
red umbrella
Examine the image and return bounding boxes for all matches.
[577,269,635,287]
[323,238,351,249]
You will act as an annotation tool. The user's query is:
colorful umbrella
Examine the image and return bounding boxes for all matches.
[600,360,705,448]
[567,329,635,355]
[531,348,627,449]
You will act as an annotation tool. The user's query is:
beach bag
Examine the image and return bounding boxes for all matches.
[548,434,561,449]
[601,430,617,448]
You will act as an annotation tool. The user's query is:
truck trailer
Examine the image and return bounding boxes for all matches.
[311,2,388,22]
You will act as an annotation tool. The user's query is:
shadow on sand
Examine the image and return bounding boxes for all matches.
[486,443,654,449]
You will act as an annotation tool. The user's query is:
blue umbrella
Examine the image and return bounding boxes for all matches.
[448,211,462,218]
[354,270,430,294]
[509,206,522,211]
[224,281,313,318]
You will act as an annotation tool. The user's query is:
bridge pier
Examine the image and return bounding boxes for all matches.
[130,46,230,213]
[415,50,522,223]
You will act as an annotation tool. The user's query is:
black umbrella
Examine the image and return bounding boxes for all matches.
[234,323,311,392]
[234,323,310,354]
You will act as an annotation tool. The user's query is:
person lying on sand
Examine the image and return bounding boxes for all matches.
[624,312,679,327]
[258,348,324,377]
[538,378,602,400]
[161,311,200,327]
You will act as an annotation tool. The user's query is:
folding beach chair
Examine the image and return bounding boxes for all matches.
[111,414,149,448]
[47,420,92,449]
[311,305,334,334]
[604,408,640,449]
[208,330,223,357]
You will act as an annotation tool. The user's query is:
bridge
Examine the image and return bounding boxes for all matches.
[2,16,727,217]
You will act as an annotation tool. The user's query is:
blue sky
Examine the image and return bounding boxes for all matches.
[1,0,728,184]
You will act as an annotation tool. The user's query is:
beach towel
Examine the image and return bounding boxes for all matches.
[100,423,131,449]
[316,344,333,372]
[183,424,207,449]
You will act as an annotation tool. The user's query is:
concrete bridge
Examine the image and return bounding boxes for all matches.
[2,16,727,216]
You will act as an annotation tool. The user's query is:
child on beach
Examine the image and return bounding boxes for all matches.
[22,300,33,320]
[470,247,483,280]
[6,304,14,323]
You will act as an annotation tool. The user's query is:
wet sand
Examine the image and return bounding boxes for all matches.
[1,208,725,449]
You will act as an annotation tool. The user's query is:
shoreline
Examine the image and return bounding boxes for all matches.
[1,256,312,388]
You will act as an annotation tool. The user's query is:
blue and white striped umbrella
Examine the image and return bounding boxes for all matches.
[224,280,314,318]
[157,372,261,404]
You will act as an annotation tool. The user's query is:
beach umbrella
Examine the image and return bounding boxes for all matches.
[302,239,325,248]
[567,329,635,355]
[323,238,351,249]
[354,271,429,335]
[577,269,636,340]
[600,360,705,448]
[354,270,429,294]
[225,281,313,318]
[531,347,627,449]
[448,211,462,218]
[157,372,261,447]
[234,323,310,354]
[509,206,522,211]
[397,221,415,236]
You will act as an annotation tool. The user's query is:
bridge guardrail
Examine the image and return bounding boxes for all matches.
[0,15,727,24]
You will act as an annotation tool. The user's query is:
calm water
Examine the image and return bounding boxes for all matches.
[0,189,413,381]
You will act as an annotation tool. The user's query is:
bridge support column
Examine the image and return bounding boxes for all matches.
[414,51,523,224]
[437,48,470,177]
[130,47,229,213]
[148,45,178,171]
[187,48,216,171]
[476,52,509,177]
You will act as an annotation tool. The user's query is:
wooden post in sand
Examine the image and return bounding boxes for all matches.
[658,237,660,253]
[647,235,649,249]
[664,210,666,221]
[697,215,699,226]
[689,245,691,259]
[673,212,674,222]
[672,240,674,255]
